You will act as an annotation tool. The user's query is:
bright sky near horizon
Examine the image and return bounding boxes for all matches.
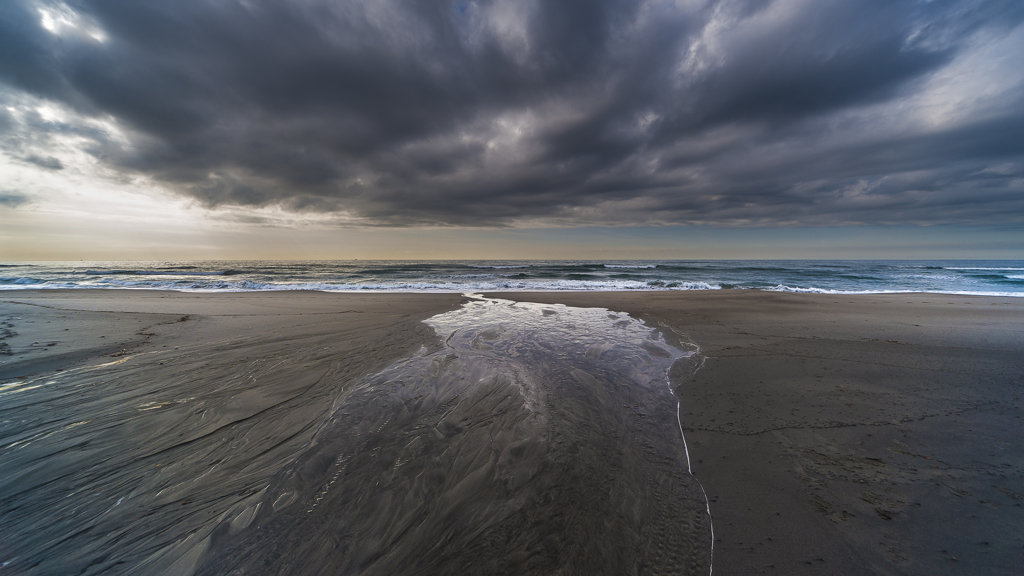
[2,0,1023,260]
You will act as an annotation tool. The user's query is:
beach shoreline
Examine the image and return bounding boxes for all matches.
[1,289,1021,574]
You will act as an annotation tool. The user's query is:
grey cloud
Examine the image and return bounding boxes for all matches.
[22,154,63,170]
[0,191,30,208]
[0,0,1022,226]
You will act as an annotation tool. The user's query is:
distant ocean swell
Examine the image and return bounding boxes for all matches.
[1,260,1023,296]
[0,277,723,292]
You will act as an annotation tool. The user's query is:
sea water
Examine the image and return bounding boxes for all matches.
[2,260,1023,296]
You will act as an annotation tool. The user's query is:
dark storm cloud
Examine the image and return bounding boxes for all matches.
[1,0,1023,225]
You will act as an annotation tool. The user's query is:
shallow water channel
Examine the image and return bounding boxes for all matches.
[0,295,713,575]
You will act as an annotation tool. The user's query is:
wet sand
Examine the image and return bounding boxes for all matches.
[490,291,1024,575]
[0,291,466,575]
[1,290,1022,575]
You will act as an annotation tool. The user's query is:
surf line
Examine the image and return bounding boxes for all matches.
[669,351,714,576]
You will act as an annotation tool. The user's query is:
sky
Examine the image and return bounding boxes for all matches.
[1,0,1023,260]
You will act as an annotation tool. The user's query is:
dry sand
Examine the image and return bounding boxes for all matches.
[1,289,1021,575]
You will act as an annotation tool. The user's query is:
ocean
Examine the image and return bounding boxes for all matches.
[2,260,1024,296]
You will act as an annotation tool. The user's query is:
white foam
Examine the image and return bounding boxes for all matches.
[764,284,1024,297]
[665,359,714,576]
[765,284,887,294]
[945,267,1024,271]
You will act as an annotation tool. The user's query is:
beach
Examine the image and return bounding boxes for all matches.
[490,291,1024,575]
[1,290,1021,575]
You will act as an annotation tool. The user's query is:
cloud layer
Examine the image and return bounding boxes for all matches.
[2,0,1023,226]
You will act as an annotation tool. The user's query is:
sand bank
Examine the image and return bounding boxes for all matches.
[1,289,1021,575]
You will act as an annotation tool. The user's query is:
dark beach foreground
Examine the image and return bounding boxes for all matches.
[1,290,1021,575]
[489,291,1024,575]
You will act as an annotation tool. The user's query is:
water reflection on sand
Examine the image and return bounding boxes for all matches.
[0,295,712,575]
